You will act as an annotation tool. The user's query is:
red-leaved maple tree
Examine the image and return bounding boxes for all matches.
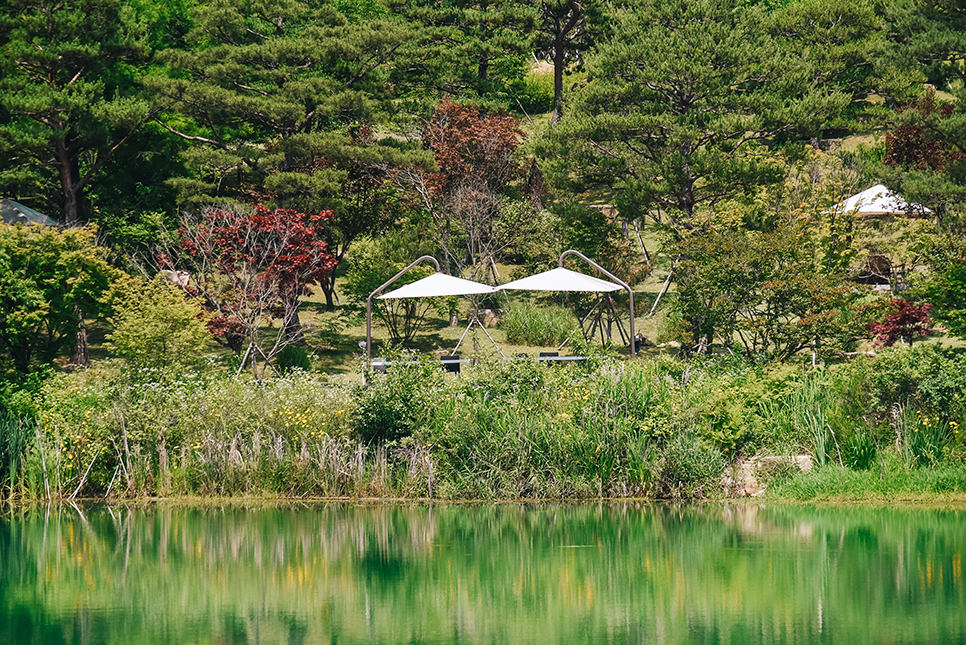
[869,299,932,348]
[162,204,335,378]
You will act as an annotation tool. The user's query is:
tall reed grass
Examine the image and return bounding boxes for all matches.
[499,302,575,346]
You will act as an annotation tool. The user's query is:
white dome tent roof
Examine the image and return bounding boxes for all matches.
[377,272,497,299]
[833,184,931,217]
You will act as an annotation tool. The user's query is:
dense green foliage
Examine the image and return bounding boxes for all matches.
[0,0,154,226]
[105,273,211,370]
[0,225,118,373]
[2,346,965,501]
[4,0,966,501]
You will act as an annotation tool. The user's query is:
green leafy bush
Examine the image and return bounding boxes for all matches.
[353,355,445,444]
[513,70,554,114]
[276,344,311,373]
[500,302,575,346]
[106,274,211,370]
[650,432,727,499]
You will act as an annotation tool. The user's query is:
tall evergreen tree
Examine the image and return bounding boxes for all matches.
[534,0,603,124]
[145,0,418,204]
[542,0,849,236]
[144,0,431,309]
[387,0,539,104]
[0,0,154,225]
[771,0,899,131]
[540,0,855,350]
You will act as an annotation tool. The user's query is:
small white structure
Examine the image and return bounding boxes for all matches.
[832,184,931,217]
[162,269,190,288]
[377,272,497,300]
[499,267,623,293]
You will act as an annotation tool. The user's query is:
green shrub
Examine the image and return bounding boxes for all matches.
[650,432,727,499]
[276,344,311,373]
[105,274,211,370]
[353,355,446,445]
[500,302,575,346]
[513,70,554,114]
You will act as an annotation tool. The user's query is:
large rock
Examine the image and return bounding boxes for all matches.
[721,455,813,497]
[469,309,500,327]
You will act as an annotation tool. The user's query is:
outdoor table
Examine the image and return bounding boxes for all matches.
[534,355,588,363]
[369,357,470,374]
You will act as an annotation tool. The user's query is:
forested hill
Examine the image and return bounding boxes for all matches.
[3,0,966,370]
[8,0,966,502]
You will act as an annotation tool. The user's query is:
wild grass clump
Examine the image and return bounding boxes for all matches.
[768,456,966,501]
[0,406,33,497]
[11,362,367,499]
[499,301,575,346]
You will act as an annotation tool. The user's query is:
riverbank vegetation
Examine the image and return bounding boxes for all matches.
[2,344,965,502]
[4,0,966,501]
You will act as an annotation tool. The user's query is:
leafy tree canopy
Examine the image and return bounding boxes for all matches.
[0,224,119,374]
[540,0,850,237]
[105,273,212,371]
[387,0,539,106]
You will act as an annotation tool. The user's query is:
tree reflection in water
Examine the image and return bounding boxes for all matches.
[1,501,964,644]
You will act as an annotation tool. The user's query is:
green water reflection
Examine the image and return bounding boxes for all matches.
[1,502,964,644]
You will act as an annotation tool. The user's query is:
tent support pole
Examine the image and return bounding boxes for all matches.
[366,256,440,362]
[454,316,505,358]
[649,256,678,317]
[559,250,637,357]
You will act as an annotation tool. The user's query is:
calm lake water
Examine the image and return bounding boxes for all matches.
[1,502,964,644]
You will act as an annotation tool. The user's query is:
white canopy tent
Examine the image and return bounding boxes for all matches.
[366,256,500,361]
[377,273,498,300]
[832,184,932,217]
[498,267,623,293]
[499,251,637,356]
[365,251,638,362]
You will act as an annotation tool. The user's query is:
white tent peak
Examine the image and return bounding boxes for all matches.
[833,184,931,216]
[377,272,497,299]
[499,266,623,292]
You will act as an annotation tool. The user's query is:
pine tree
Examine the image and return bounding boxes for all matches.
[543,0,849,236]
[144,0,431,309]
[387,0,538,104]
[0,0,154,225]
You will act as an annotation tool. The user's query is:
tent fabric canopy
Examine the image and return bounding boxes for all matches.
[833,184,931,216]
[377,272,497,299]
[1,198,59,226]
[498,267,623,292]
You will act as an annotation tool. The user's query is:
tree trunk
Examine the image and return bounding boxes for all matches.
[10,346,31,374]
[284,306,305,343]
[70,305,90,367]
[442,212,452,275]
[552,32,566,124]
[55,137,82,226]
[528,159,544,210]
[320,272,337,312]
[477,57,489,97]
